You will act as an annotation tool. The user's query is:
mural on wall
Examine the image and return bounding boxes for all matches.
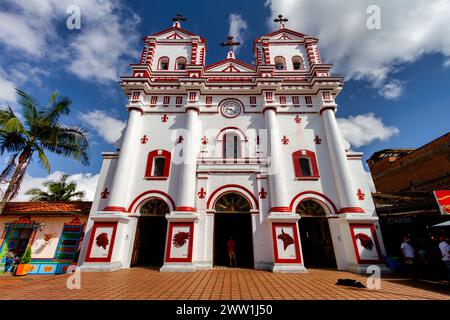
[86,223,116,261]
[166,223,193,262]
[272,223,301,263]
[350,224,381,263]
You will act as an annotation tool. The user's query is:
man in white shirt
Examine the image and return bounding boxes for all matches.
[400,236,415,275]
[438,236,450,280]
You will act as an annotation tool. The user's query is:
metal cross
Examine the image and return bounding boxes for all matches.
[172,13,186,22]
[274,14,288,27]
[220,35,241,51]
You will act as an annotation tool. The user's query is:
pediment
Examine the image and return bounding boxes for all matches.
[205,59,256,73]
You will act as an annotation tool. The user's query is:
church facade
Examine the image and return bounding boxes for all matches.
[78,16,387,273]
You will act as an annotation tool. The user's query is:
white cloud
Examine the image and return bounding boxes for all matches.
[0,70,17,108]
[228,13,248,53]
[79,110,126,144]
[337,113,399,148]
[444,58,450,69]
[0,0,141,83]
[377,79,404,100]
[0,171,99,201]
[265,0,450,96]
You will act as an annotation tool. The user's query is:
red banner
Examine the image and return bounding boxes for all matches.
[433,190,450,215]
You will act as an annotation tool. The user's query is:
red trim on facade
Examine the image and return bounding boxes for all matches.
[262,106,277,114]
[206,184,259,210]
[270,206,291,212]
[319,106,337,115]
[128,190,176,213]
[292,150,320,179]
[175,206,196,212]
[338,207,365,213]
[102,206,127,212]
[165,222,194,263]
[271,223,302,264]
[349,223,383,264]
[128,107,143,114]
[289,191,338,214]
[85,222,118,263]
[145,150,171,178]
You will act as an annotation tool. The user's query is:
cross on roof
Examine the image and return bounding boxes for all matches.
[220,35,241,51]
[172,13,186,27]
[274,14,288,29]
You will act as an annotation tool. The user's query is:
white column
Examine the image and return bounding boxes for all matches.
[176,107,200,212]
[264,107,289,212]
[321,107,363,213]
[104,108,142,212]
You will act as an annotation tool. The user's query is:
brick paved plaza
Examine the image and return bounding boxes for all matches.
[1,268,449,300]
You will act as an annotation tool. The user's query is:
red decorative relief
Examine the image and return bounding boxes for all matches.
[258,187,267,199]
[100,188,109,199]
[357,188,365,200]
[140,134,148,144]
[355,233,374,250]
[96,233,109,250]
[281,135,289,145]
[314,135,322,144]
[177,136,184,144]
[172,231,190,248]
[198,187,206,199]
[201,136,208,145]
[161,114,168,122]
[294,115,302,124]
[277,229,294,251]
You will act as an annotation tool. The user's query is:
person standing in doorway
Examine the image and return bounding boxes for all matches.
[227,236,237,266]
[401,236,415,276]
[438,236,450,280]
[4,251,15,273]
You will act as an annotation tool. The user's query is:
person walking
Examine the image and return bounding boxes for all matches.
[438,236,450,280]
[227,236,237,266]
[401,236,415,276]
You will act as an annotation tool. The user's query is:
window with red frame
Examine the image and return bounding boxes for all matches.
[150,96,158,106]
[305,96,312,107]
[145,150,171,179]
[175,96,183,106]
[292,150,319,179]
[163,96,170,107]
[188,92,197,101]
[265,92,274,101]
[279,96,286,106]
[205,96,212,106]
[223,133,241,159]
[249,96,256,106]
[292,96,300,106]
[322,91,332,100]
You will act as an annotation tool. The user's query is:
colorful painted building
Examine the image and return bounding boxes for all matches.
[78,16,388,273]
[0,202,90,274]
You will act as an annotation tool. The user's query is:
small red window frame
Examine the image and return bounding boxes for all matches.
[292,150,320,180]
[145,150,171,180]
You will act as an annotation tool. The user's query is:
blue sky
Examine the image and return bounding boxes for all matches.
[0,0,449,199]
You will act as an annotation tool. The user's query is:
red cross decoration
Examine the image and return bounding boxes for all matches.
[198,187,206,199]
[357,188,365,200]
[314,135,322,144]
[294,115,302,124]
[161,114,168,122]
[100,188,110,199]
[259,188,268,199]
[201,136,208,145]
[177,135,184,144]
[281,135,289,145]
[140,134,148,144]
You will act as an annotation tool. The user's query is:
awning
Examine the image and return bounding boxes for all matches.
[432,220,450,227]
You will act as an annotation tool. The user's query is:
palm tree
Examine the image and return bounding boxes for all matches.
[25,174,86,201]
[0,89,89,213]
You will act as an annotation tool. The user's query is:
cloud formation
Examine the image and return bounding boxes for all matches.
[265,0,450,96]
[79,109,126,144]
[337,113,399,148]
[228,13,248,53]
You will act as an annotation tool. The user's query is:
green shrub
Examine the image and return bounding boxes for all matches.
[21,247,32,264]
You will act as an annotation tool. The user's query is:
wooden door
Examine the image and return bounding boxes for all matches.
[131,221,141,266]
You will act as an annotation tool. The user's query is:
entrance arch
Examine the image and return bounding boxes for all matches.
[131,198,169,267]
[296,200,336,268]
[213,192,254,268]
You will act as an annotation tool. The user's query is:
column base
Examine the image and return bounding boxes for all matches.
[160,263,197,272]
[344,263,391,274]
[78,261,123,272]
[271,264,308,273]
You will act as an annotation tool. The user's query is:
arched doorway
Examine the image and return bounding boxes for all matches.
[213,193,254,268]
[131,198,169,267]
[297,200,336,268]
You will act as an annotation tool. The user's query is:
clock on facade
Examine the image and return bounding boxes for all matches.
[220,100,242,118]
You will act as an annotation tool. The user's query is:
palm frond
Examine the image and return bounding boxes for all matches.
[43,142,90,166]
[0,132,27,155]
[0,153,18,183]
[42,94,72,125]
[35,146,50,173]
[16,88,38,129]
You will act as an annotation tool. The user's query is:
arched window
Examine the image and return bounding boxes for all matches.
[145,150,171,179]
[292,56,304,70]
[175,57,187,70]
[274,56,286,70]
[158,57,169,70]
[223,133,241,159]
[292,150,320,179]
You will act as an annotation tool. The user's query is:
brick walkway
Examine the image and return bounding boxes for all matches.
[1,268,449,300]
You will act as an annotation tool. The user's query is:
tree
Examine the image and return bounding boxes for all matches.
[25,174,86,201]
[0,89,89,213]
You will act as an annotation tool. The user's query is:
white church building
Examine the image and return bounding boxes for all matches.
[78,15,387,273]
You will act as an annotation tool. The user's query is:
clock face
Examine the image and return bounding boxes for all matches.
[220,100,241,118]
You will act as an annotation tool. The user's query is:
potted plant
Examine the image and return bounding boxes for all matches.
[15,246,32,276]
[0,245,8,273]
